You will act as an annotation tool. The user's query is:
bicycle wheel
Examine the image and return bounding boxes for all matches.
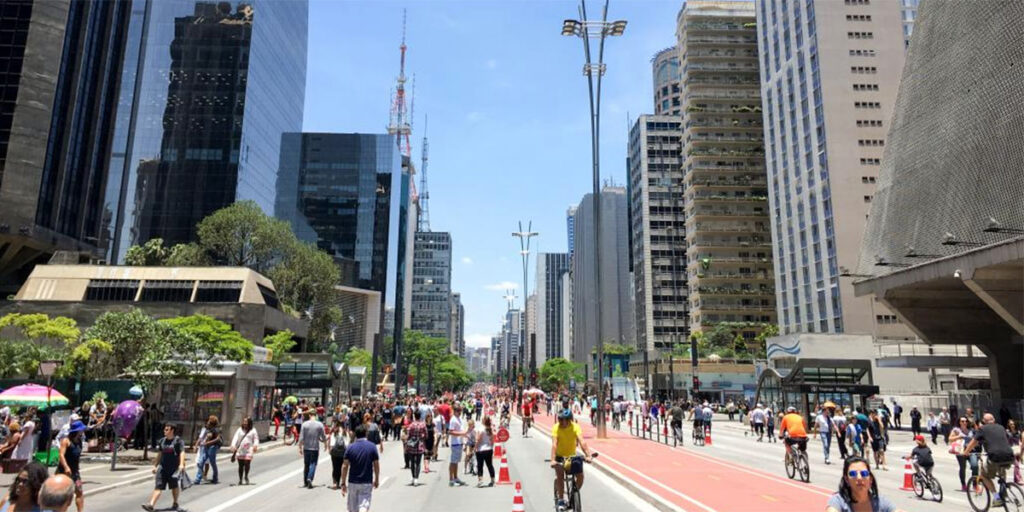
[785,454,796,479]
[571,487,582,511]
[966,477,991,512]
[929,476,942,503]
[912,474,925,498]
[1004,482,1024,512]
[798,453,810,483]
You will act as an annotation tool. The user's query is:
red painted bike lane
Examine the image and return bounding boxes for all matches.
[530,413,834,512]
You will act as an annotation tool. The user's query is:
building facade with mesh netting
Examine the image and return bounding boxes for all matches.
[679,1,776,342]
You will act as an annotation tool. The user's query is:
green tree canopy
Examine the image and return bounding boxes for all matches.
[0,313,83,378]
[538,357,582,392]
[263,330,297,365]
[343,347,375,368]
[196,200,293,273]
[591,342,635,355]
[160,314,254,364]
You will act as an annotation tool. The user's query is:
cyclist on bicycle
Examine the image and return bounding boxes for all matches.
[908,434,934,477]
[500,402,511,427]
[551,409,593,510]
[962,413,1015,501]
[779,406,809,460]
[689,403,704,438]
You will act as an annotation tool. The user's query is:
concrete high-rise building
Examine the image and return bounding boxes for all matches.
[490,334,502,375]
[410,231,452,339]
[756,0,912,336]
[450,292,464,356]
[0,0,137,295]
[628,115,687,353]
[502,308,523,377]
[525,293,537,366]
[468,346,490,374]
[571,187,636,372]
[560,271,573,364]
[535,252,570,364]
[652,46,682,116]
[679,1,776,341]
[110,1,307,261]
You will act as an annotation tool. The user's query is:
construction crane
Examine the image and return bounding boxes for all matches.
[387,10,412,157]
[417,116,431,232]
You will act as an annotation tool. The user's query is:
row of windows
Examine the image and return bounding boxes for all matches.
[861,176,877,184]
[876,314,901,324]
[851,66,877,74]
[856,119,883,127]
[853,83,879,91]
[854,101,881,108]
[859,158,880,165]
[847,31,874,39]
[846,14,872,21]
[845,0,870,4]
[863,195,873,203]
[84,279,245,303]
[858,139,885,146]
[849,49,876,57]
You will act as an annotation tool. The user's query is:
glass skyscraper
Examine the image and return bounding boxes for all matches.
[106,0,307,262]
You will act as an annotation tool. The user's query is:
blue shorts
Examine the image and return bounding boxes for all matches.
[450,444,463,463]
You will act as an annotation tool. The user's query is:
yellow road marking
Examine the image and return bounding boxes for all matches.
[762,495,778,502]
[707,474,721,481]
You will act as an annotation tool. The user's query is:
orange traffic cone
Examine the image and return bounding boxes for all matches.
[704,426,712,446]
[495,442,504,459]
[497,453,512,485]
[511,481,525,511]
[900,458,914,491]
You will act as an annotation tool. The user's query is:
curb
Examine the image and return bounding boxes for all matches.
[527,420,681,512]
[83,440,288,497]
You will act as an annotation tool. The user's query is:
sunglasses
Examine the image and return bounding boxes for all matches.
[13,476,27,486]
[847,470,871,479]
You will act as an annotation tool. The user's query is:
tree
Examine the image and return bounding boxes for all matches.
[165,242,209,266]
[125,238,169,266]
[267,241,341,347]
[0,313,82,378]
[196,200,293,273]
[538,357,582,392]
[160,314,254,368]
[263,330,297,365]
[343,348,374,368]
[591,342,634,356]
[82,309,171,380]
[434,354,471,392]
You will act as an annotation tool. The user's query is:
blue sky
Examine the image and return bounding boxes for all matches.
[303,0,680,348]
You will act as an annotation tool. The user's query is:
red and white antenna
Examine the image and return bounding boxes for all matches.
[387,9,412,157]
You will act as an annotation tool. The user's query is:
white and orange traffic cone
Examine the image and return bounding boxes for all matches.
[900,458,915,491]
[495,442,504,459]
[511,481,525,511]
[704,426,712,446]
[497,453,512,485]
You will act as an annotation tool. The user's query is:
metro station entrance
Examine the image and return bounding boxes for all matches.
[754,359,880,419]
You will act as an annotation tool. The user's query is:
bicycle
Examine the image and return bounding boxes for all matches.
[909,457,942,503]
[282,423,299,446]
[783,437,810,483]
[554,452,598,511]
[967,459,1024,512]
[522,415,532,437]
[692,422,705,446]
[611,414,621,431]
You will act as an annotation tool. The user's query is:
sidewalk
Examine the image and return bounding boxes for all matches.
[530,412,833,512]
[0,439,286,497]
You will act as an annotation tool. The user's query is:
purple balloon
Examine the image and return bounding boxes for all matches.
[112,400,144,438]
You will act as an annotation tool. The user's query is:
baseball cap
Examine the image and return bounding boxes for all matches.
[913,434,925,442]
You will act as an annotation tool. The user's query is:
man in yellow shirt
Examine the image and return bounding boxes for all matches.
[550,409,593,510]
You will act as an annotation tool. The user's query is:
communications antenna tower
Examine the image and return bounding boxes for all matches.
[387,10,412,157]
[417,116,430,232]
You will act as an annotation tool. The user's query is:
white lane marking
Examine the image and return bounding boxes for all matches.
[207,455,330,512]
[524,418,684,512]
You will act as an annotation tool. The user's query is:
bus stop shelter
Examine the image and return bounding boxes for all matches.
[754,358,880,419]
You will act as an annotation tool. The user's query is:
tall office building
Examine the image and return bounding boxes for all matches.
[490,334,501,376]
[108,1,307,261]
[652,46,682,116]
[535,252,570,364]
[502,308,523,377]
[525,292,537,366]
[571,187,635,370]
[628,115,687,354]
[277,133,404,293]
[410,231,452,339]
[560,271,573,364]
[450,292,464,356]
[756,0,911,336]
[0,0,135,295]
[566,206,577,257]
[679,1,776,340]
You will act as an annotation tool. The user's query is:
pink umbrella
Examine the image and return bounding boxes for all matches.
[0,383,69,409]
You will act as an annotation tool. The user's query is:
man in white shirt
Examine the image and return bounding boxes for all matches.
[814,408,834,464]
[832,410,849,459]
[446,404,469,487]
[751,404,766,441]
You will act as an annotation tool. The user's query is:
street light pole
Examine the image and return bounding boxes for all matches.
[562,0,626,440]
[512,222,538,393]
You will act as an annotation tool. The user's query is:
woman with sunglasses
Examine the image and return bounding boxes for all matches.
[826,456,906,512]
[0,461,48,512]
[949,416,979,491]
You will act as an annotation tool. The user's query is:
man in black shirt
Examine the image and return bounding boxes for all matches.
[909,435,934,476]
[963,413,1015,496]
[142,425,186,511]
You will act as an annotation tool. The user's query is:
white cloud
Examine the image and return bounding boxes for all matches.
[466,111,484,123]
[484,281,518,291]
[485,59,498,70]
[461,257,473,265]
[466,333,493,347]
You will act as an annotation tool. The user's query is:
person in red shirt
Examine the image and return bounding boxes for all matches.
[437,400,453,448]
[521,399,533,437]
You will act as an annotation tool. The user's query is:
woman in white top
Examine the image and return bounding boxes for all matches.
[229,417,259,486]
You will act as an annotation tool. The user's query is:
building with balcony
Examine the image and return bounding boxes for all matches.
[627,115,687,354]
[410,231,452,340]
[679,1,776,342]
[652,46,682,116]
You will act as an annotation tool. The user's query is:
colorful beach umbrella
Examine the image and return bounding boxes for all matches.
[0,383,69,410]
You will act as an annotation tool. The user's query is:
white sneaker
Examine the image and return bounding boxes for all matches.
[412,478,418,486]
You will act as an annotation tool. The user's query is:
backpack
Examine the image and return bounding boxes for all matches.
[329,433,347,458]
